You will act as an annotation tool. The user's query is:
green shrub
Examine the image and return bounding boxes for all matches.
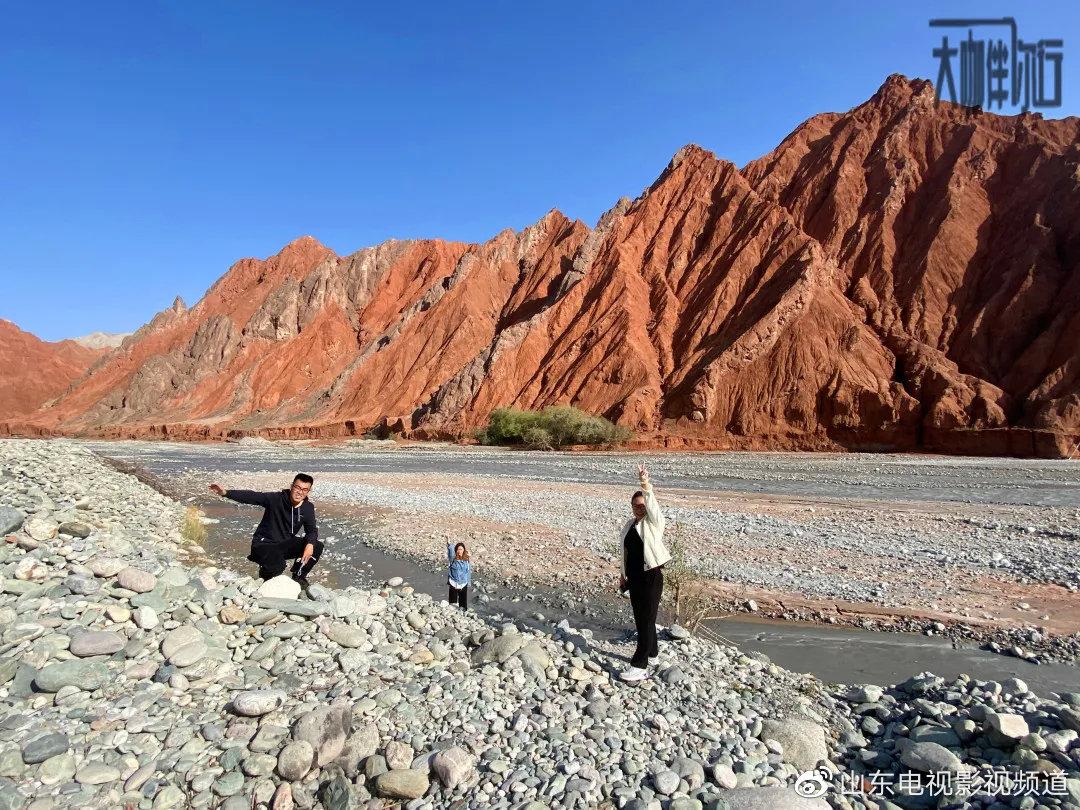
[572,412,632,445]
[522,426,554,449]
[478,405,630,449]
[484,407,542,444]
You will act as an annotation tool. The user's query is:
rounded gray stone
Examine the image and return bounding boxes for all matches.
[21,733,70,765]
[276,740,314,781]
[231,690,285,717]
[34,661,110,692]
[69,630,125,657]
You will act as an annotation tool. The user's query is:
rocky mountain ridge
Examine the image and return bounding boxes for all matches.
[4,74,1078,457]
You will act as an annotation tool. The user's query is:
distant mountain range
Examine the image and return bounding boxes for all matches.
[0,320,110,418]
[71,331,131,350]
[3,75,1078,457]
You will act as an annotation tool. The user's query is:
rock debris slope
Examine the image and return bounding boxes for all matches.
[2,439,1080,810]
[9,74,1080,456]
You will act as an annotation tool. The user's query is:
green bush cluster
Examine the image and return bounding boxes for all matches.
[476,405,631,449]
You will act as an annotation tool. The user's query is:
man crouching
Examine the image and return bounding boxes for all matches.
[209,474,321,584]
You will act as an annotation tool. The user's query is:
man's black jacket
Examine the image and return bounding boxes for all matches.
[225,489,318,547]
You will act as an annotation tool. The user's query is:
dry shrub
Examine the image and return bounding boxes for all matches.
[663,521,730,634]
[181,506,208,546]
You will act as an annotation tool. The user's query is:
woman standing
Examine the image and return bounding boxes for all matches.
[447,541,471,610]
[617,462,671,682]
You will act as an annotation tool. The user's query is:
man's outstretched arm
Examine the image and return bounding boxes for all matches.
[209,484,273,507]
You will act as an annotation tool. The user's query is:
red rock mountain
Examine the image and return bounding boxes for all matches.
[8,75,1080,455]
[0,320,109,419]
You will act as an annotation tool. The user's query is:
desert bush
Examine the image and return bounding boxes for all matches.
[479,405,630,449]
[522,425,554,449]
[181,506,208,546]
[539,405,581,447]
[662,521,728,633]
[483,408,542,444]
[571,412,632,445]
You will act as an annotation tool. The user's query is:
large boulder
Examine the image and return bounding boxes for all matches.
[232,690,286,717]
[470,633,528,666]
[258,575,301,600]
[68,631,124,657]
[276,740,314,781]
[898,740,963,773]
[516,641,552,678]
[431,747,475,789]
[374,769,429,800]
[88,557,125,577]
[34,661,110,692]
[759,717,829,771]
[324,622,365,648]
[0,507,25,535]
[22,517,57,542]
[161,626,208,667]
[116,567,157,593]
[986,713,1029,747]
[292,705,352,766]
[335,727,380,779]
[258,598,330,617]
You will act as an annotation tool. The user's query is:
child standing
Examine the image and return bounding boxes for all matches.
[447,541,471,610]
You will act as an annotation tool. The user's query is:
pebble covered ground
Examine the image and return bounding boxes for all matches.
[0,439,1078,810]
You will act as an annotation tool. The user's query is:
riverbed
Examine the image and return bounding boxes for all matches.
[84,438,1080,695]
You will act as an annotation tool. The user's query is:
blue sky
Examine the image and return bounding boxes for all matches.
[2,1,1077,341]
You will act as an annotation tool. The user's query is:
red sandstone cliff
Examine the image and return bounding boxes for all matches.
[8,75,1079,456]
[742,75,1080,455]
[0,320,108,419]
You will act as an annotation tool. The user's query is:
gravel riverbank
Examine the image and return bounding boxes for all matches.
[1,439,1079,810]
[101,439,1080,665]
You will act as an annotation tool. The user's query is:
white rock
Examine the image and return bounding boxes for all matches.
[133,606,159,630]
[257,575,301,600]
[232,690,286,717]
[14,557,47,581]
[24,517,58,542]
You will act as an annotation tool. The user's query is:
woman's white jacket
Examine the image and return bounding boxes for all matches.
[619,481,671,578]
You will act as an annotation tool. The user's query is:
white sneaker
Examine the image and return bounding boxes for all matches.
[619,666,648,682]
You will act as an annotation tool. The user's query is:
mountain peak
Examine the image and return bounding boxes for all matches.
[271,235,336,269]
[867,73,937,109]
[283,234,327,250]
[668,143,718,170]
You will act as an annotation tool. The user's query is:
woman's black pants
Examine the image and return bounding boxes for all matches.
[629,566,663,668]
[449,585,468,610]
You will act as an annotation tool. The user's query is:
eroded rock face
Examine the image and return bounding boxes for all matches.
[7,75,1079,456]
[741,74,1080,456]
[0,320,107,419]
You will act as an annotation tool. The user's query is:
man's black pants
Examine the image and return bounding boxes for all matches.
[449,585,468,610]
[629,566,663,668]
[248,536,323,581]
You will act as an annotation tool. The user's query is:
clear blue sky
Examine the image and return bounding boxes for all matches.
[2,1,1077,341]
